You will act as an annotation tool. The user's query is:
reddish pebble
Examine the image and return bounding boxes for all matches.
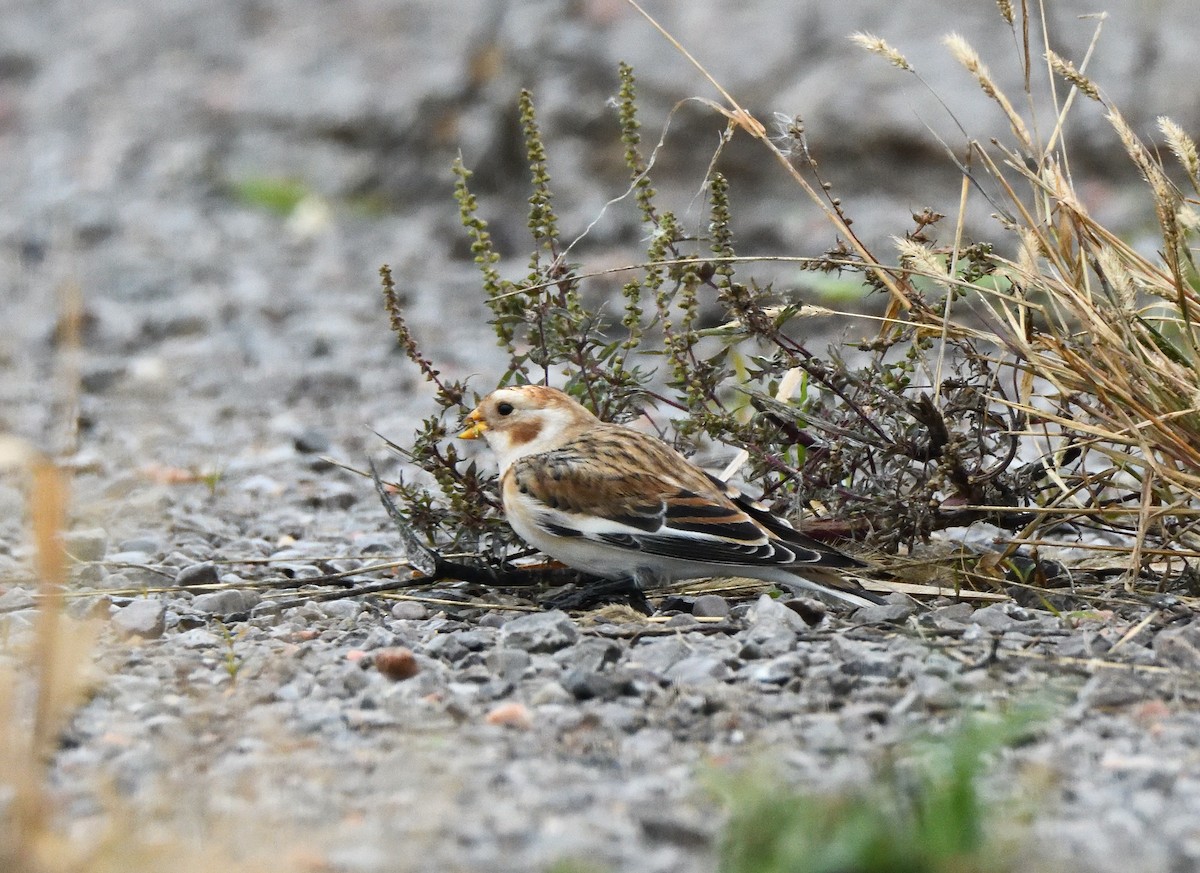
[375,646,420,681]
[485,702,533,729]
[345,649,367,663]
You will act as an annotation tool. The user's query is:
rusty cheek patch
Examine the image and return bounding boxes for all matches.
[508,420,542,446]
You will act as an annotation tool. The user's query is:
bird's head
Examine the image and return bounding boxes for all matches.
[459,385,596,473]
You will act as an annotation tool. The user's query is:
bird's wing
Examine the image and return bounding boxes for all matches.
[506,429,851,570]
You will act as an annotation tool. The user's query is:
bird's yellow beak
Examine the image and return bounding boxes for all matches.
[458,408,488,440]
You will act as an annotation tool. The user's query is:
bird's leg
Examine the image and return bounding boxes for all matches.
[540,575,654,615]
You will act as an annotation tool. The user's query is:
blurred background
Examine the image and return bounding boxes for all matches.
[2,0,1198,467]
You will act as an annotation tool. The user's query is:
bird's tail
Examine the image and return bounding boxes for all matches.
[782,567,886,608]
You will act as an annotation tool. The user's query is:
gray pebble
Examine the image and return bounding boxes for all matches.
[499,610,578,653]
[250,601,282,621]
[359,626,398,650]
[558,637,622,672]
[854,601,916,624]
[0,610,37,641]
[742,653,805,685]
[105,549,153,566]
[691,594,730,618]
[529,680,574,706]
[1152,621,1200,669]
[666,655,731,686]
[294,428,331,453]
[487,647,532,680]
[175,561,220,588]
[95,570,136,591]
[192,589,256,616]
[1078,673,1149,709]
[424,633,471,664]
[175,628,221,648]
[353,534,394,554]
[62,528,108,562]
[922,602,977,631]
[118,536,162,555]
[1056,632,1111,659]
[971,602,1029,631]
[316,488,357,510]
[561,668,635,701]
[111,598,166,639]
[320,599,362,620]
[627,637,691,674]
[915,674,957,709]
[747,593,808,632]
[663,613,699,628]
[391,601,430,621]
[0,586,36,611]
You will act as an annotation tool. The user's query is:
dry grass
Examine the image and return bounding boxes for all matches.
[628,0,1200,598]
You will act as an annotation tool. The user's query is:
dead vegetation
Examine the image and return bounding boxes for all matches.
[384,6,1200,610]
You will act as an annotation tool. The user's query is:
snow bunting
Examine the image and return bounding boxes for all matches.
[459,385,883,609]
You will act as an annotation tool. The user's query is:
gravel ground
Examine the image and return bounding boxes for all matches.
[4,2,1200,871]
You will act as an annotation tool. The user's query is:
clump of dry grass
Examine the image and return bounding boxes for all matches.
[914,16,1200,593]
[708,4,1200,598]
[378,1,1199,606]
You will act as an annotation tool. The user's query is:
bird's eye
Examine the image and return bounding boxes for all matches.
[497,402,514,416]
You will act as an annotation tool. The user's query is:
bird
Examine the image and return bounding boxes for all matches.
[458,384,883,610]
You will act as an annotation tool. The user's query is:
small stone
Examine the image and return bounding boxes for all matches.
[739,596,801,659]
[95,570,135,591]
[375,647,420,681]
[360,626,398,651]
[1055,632,1110,659]
[320,599,361,620]
[486,647,532,680]
[192,589,254,616]
[391,600,429,621]
[916,674,957,709]
[354,533,394,553]
[782,596,827,627]
[317,488,357,510]
[638,811,712,848]
[1152,621,1200,669]
[62,528,108,562]
[691,594,730,618]
[240,474,284,495]
[1078,673,1148,709]
[747,594,808,632]
[105,549,152,566]
[530,680,573,705]
[663,612,698,628]
[743,653,804,684]
[294,429,331,454]
[250,601,281,621]
[854,602,916,624]
[961,623,990,642]
[499,610,578,653]
[557,637,622,672]
[485,701,533,729]
[66,594,111,620]
[971,602,1027,631]
[0,586,36,611]
[666,655,731,685]
[923,602,977,631]
[627,637,690,674]
[118,536,162,555]
[561,668,634,701]
[175,561,219,588]
[424,633,470,664]
[111,598,165,639]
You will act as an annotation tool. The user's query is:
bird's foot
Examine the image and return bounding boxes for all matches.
[541,576,653,615]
